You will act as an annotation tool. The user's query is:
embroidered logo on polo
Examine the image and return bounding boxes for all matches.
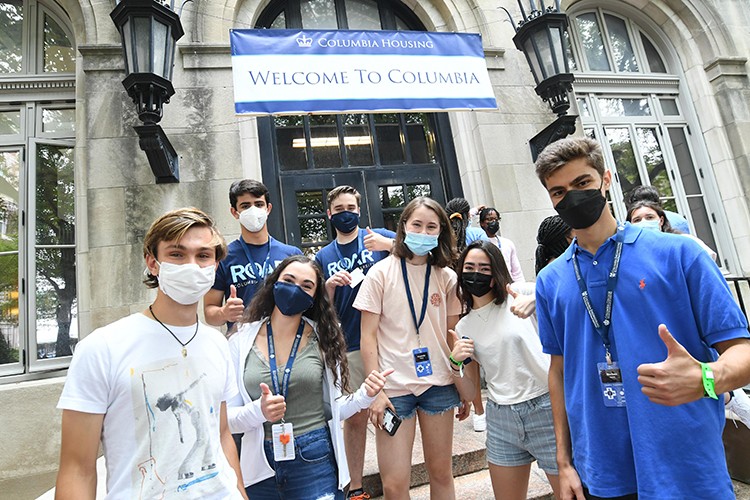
[639,279,646,290]
[429,292,442,307]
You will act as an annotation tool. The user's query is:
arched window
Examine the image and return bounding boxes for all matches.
[246,0,461,254]
[568,6,734,271]
[0,0,76,378]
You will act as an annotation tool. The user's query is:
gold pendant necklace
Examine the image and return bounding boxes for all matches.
[149,305,199,357]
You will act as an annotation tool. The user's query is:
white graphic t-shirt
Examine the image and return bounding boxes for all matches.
[58,313,241,499]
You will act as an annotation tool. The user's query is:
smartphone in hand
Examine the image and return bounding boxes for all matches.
[383,407,402,436]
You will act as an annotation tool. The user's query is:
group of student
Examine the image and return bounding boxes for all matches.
[55,136,750,500]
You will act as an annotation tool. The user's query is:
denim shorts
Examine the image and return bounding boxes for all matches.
[247,426,344,500]
[389,384,460,420]
[486,392,558,475]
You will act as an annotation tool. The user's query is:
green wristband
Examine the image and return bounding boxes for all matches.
[700,362,718,400]
[449,354,463,367]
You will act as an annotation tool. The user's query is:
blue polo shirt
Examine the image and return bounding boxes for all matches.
[314,228,395,351]
[536,222,747,499]
[213,236,302,325]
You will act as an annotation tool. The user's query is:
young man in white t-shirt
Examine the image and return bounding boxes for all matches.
[56,208,247,499]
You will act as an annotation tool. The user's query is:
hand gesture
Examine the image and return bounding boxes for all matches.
[259,382,286,422]
[222,285,245,323]
[326,269,352,291]
[363,368,394,397]
[449,329,474,363]
[636,324,703,406]
[507,284,536,319]
[363,227,394,252]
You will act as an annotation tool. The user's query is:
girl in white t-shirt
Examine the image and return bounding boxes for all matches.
[354,196,475,499]
[451,240,561,500]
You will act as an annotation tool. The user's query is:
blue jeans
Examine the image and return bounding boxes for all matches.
[246,426,344,500]
[389,384,460,420]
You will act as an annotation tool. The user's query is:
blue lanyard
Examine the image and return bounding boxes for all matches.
[239,237,273,280]
[266,318,305,398]
[333,229,364,272]
[571,227,625,364]
[401,258,432,342]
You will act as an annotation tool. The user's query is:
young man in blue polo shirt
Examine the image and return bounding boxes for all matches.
[534,137,750,499]
[314,185,395,500]
[204,179,301,329]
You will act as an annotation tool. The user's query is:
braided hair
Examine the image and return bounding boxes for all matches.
[535,215,572,275]
[445,198,471,254]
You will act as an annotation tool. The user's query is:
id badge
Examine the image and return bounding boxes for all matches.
[271,422,295,461]
[597,361,626,407]
[349,267,366,288]
[413,347,432,377]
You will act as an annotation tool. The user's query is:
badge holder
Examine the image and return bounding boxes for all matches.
[597,361,626,407]
[413,347,432,377]
[272,421,295,461]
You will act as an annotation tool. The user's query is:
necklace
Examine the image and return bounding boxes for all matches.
[149,305,199,358]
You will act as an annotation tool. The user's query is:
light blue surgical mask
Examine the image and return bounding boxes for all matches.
[404,231,439,256]
[633,219,661,232]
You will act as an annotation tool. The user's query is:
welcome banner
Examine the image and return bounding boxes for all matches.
[230,29,498,115]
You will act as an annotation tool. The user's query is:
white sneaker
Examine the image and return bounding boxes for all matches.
[726,389,750,430]
[472,412,486,432]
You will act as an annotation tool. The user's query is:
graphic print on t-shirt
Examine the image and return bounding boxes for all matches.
[131,357,223,498]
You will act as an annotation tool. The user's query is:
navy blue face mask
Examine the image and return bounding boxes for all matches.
[330,211,360,233]
[273,281,314,316]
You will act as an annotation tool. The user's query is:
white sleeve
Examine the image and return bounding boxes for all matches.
[226,331,266,433]
[337,385,377,421]
[57,332,110,414]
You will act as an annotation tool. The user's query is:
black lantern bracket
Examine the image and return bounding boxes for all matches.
[502,1,579,160]
[111,0,185,183]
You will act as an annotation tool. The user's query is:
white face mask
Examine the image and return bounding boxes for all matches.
[239,206,268,233]
[157,261,216,305]
[633,219,661,232]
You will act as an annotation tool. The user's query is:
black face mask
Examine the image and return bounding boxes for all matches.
[461,272,493,297]
[485,221,500,235]
[554,184,607,230]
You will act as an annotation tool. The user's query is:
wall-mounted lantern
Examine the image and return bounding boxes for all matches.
[502,0,578,161]
[110,0,184,183]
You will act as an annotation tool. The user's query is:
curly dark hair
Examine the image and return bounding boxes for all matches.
[243,255,350,393]
[535,215,572,275]
[445,197,471,255]
[455,240,511,313]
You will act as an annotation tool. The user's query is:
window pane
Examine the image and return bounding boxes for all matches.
[152,19,168,78]
[405,114,436,164]
[42,108,75,134]
[606,128,640,196]
[603,14,638,72]
[276,116,308,171]
[597,98,651,117]
[36,144,75,245]
[0,151,20,247]
[575,13,610,71]
[0,110,21,135]
[347,0,381,30]
[301,0,338,29]
[300,217,328,244]
[343,114,374,166]
[43,13,75,73]
[576,98,591,117]
[406,183,431,200]
[380,185,404,208]
[641,34,667,73]
[134,17,150,72]
[375,114,404,165]
[310,115,342,168]
[636,128,673,201]
[0,0,23,73]
[35,247,77,359]
[0,253,20,365]
[271,11,286,29]
[297,190,325,216]
[660,99,679,116]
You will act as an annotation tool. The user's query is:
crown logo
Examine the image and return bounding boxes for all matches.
[296,34,313,48]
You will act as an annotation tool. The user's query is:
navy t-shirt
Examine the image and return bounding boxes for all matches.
[314,228,395,351]
[213,236,302,325]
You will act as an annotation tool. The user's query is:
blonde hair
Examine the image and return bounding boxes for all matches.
[143,207,227,288]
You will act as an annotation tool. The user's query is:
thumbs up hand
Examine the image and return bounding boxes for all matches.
[222,285,245,323]
[259,382,287,422]
[449,329,474,363]
[636,324,703,406]
[363,227,394,252]
[363,368,395,397]
[507,284,537,319]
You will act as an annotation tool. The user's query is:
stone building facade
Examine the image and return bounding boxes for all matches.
[1,0,748,483]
